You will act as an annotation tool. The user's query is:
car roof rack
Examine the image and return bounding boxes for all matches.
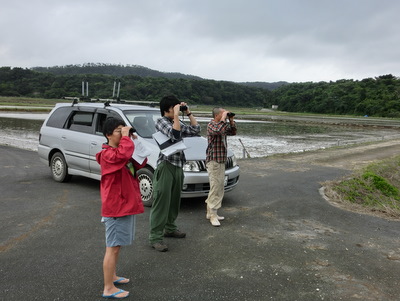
[62,96,157,108]
[62,80,157,107]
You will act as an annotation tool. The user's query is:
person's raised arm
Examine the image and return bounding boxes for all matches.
[183,103,198,126]
[172,103,181,132]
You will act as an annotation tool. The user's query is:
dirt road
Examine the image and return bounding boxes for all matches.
[239,138,400,220]
[238,138,400,182]
[240,138,400,171]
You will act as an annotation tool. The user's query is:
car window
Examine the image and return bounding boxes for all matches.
[67,111,94,134]
[94,111,121,136]
[124,110,159,138]
[46,107,73,128]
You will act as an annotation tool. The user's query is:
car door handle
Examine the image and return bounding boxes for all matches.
[91,141,97,146]
[61,135,67,140]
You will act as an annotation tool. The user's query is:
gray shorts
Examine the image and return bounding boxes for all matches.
[101,215,136,247]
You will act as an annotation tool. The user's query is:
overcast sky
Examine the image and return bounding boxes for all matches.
[1,0,399,83]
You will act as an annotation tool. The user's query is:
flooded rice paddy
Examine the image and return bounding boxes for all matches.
[0,112,400,159]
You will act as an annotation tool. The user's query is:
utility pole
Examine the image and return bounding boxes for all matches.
[112,79,121,102]
[81,79,89,100]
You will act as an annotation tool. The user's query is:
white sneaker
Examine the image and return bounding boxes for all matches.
[210,215,221,227]
[206,213,225,220]
[206,206,225,220]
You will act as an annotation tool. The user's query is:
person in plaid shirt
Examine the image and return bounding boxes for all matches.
[149,95,200,252]
[205,107,237,226]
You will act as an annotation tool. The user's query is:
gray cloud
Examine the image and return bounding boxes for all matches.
[1,0,399,82]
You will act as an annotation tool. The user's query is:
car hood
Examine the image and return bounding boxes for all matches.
[183,136,234,161]
[144,136,234,161]
[183,137,207,161]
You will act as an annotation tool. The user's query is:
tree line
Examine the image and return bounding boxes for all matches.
[32,63,203,80]
[272,74,400,117]
[0,66,272,107]
[0,65,399,117]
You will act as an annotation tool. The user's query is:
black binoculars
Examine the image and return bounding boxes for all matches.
[227,112,235,118]
[129,127,136,134]
[180,105,188,111]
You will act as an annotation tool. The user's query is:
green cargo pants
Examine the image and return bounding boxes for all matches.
[149,161,184,244]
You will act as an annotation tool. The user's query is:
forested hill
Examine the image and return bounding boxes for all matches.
[1,65,399,117]
[273,74,400,117]
[32,63,288,90]
[238,81,289,90]
[0,66,272,107]
[32,63,203,80]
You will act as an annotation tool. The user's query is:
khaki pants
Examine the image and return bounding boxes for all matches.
[205,161,226,210]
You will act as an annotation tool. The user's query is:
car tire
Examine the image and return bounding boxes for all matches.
[137,167,154,207]
[50,152,71,182]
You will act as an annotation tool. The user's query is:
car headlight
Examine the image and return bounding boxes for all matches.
[183,161,201,172]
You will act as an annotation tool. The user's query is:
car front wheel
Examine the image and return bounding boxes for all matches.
[137,167,154,207]
[50,152,71,182]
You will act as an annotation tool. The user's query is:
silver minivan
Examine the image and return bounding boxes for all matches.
[38,101,240,206]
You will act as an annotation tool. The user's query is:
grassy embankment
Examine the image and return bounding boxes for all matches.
[0,96,281,116]
[325,155,400,220]
[0,96,59,112]
[0,96,388,119]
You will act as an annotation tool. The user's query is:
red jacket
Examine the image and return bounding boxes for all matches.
[96,136,147,217]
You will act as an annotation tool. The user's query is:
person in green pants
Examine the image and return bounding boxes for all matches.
[149,95,201,252]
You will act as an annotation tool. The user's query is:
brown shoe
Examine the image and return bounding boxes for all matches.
[164,230,186,238]
[151,241,168,252]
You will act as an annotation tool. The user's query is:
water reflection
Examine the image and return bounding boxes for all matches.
[0,117,43,151]
[199,121,353,137]
[1,115,400,158]
[0,117,43,131]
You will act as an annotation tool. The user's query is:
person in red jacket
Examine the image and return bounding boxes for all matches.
[96,117,147,299]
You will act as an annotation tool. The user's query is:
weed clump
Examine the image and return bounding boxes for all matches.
[331,155,400,218]
[362,171,399,197]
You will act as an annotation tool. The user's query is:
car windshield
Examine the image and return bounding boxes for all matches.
[123,110,160,138]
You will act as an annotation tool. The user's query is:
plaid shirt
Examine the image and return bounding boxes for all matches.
[206,120,237,163]
[156,116,201,167]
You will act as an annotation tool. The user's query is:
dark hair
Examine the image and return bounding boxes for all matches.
[159,95,180,116]
[102,117,125,140]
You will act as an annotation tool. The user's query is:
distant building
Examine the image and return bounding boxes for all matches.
[272,105,278,110]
